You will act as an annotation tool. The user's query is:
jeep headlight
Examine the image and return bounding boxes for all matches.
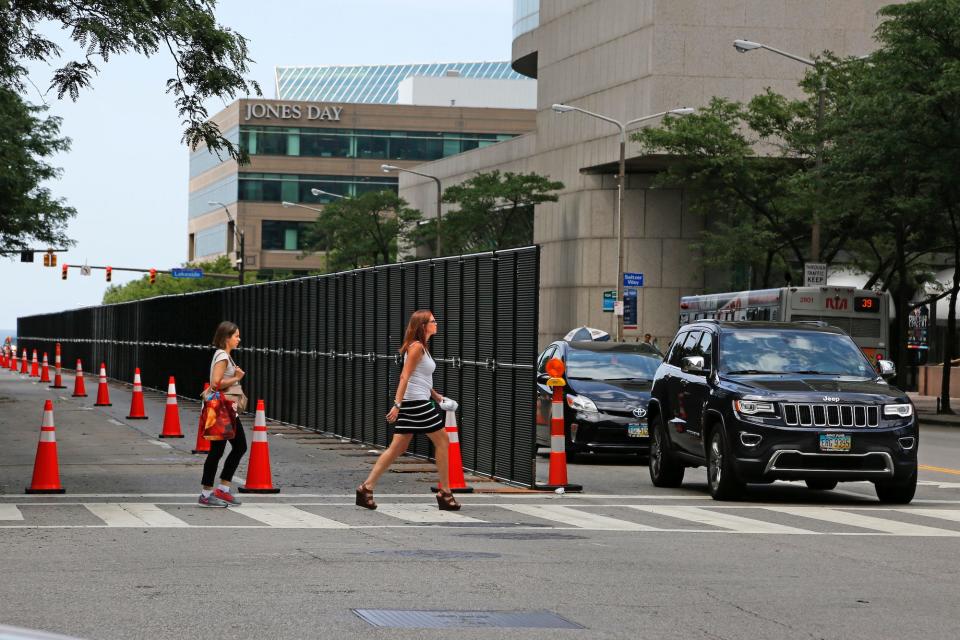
[566,394,598,413]
[734,399,775,415]
[883,404,913,418]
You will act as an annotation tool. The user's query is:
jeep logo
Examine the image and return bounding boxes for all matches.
[822,396,840,402]
[632,407,647,418]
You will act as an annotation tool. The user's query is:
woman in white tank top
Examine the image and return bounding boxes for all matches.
[356,309,461,511]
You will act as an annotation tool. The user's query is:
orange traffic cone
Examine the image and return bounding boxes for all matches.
[49,343,67,389]
[30,349,39,377]
[94,363,112,406]
[192,383,211,454]
[39,352,51,383]
[433,410,473,494]
[72,360,88,397]
[536,359,582,492]
[126,368,147,419]
[20,350,28,374]
[25,400,65,494]
[239,400,280,493]
[158,377,184,438]
[8,347,16,371]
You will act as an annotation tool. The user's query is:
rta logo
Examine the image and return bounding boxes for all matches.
[825,297,848,310]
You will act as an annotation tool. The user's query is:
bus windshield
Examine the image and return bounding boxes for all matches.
[719,329,877,377]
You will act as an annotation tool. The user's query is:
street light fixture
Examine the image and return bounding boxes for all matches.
[310,188,345,200]
[207,201,245,285]
[551,104,695,341]
[733,38,824,263]
[381,163,443,257]
[283,200,336,271]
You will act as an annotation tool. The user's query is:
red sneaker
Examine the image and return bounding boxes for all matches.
[213,488,241,506]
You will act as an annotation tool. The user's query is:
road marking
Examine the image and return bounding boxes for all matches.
[0,505,23,520]
[899,509,960,524]
[233,505,349,528]
[919,480,960,489]
[764,506,960,536]
[920,464,960,477]
[84,503,189,528]
[107,419,125,426]
[499,504,658,531]
[147,440,172,449]
[376,504,485,524]
[627,505,814,534]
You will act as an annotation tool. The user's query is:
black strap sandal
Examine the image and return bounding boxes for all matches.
[436,489,461,511]
[356,483,377,510]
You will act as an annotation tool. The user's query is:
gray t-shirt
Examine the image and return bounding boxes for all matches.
[210,349,240,392]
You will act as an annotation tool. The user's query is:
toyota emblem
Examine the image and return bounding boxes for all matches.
[632,407,647,418]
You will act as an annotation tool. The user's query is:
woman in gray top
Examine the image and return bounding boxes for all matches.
[356,309,460,511]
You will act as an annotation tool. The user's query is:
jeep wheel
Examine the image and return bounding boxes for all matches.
[648,414,684,487]
[874,468,917,504]
[805,479,838,491]
[707,428,744,500]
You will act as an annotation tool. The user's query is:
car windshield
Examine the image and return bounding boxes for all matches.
[566,349,661,381]
[719,329,876,377]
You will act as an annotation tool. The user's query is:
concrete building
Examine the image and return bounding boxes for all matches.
[398,0,901,348]
[188,62,535,275]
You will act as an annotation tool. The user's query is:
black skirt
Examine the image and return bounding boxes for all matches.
[394,399,444,434]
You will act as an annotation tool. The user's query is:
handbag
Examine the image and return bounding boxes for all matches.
[223,387,248,413]
[200,390,237,441]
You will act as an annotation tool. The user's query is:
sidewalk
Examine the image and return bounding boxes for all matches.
[0,365,515,495]
[908,392,960,428]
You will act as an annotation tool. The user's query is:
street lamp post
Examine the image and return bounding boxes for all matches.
[381,164,442,257]
[733,39,824,263]
[551,104,695,341]
[208,201,244,285]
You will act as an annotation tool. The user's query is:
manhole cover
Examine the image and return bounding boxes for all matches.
[364,549,500,560]
[462,532,587,541]
[352,609,583,629]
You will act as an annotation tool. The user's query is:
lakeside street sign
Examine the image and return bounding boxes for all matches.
[171,268,204,279]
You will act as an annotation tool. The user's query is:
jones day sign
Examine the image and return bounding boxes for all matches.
[244,102,343,122]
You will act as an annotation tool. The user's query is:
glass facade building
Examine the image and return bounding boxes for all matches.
[275,61,524,104]
[513,0,540,38]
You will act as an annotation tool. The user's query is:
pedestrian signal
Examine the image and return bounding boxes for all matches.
[105,266,112,283]
[61,265,68,280]
[149,268,157,285]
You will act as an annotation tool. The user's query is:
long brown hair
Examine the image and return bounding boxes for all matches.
[212,321,239,349]
[398,309,434,355]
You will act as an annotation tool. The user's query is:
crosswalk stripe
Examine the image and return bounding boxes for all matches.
[765,507,960,537]
[627,505,815,534]
[234,505,349,528]
[0,505,23,521]
[375,504,485,524]
[499,505,658,531]
[899,509,960,524]
[85,503,189,528]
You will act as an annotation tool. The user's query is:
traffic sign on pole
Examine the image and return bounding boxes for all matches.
[171,268,203,279]
[623,272,644,287]
[804,263,827,287]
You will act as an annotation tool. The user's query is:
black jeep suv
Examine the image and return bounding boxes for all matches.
[647,321,918,503]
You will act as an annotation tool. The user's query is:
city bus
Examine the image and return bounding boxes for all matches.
[678,286,890,361]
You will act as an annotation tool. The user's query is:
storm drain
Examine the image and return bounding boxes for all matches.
[352,609,583,629]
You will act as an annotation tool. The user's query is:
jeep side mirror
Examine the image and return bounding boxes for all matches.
[537,372,550,384]
[681,355,706,375]
[878,359,896,379]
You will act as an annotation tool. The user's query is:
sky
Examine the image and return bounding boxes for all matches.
[2,0,515,333]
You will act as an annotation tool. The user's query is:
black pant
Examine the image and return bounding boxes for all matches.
[201,418,247,487]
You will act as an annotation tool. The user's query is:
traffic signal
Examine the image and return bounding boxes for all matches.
[149,268,157,285]
[105,266,112,282]
[43,253,50,267]
[50,253,57,267]
[61,265,67,280]
[20,250,34,263]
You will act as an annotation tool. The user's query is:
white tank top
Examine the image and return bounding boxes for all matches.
[402,343,435,401]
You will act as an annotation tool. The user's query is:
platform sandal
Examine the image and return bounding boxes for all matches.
[436,489,461,511]
[356,483,377,510]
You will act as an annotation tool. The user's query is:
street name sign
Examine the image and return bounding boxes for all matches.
[623,272,644,287]
[171,268,204,279]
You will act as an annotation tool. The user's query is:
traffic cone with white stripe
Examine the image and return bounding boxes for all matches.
[239,400,280,493]
[8,347,16,371]
[71,360,88,397]
[433,410,473,494]
[49,343,67,389]
[192,383,211,454]
[30,349,39,377]
[25,400,65,494]
[126,368,147,419]
[536,359,582,492]
[158,376,184,438]
[38,352,51,383]
[94,363,111,406]
[19,350,28,374]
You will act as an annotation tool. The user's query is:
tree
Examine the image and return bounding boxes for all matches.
[438,171,564,255]
[0,87,76,251]
[1,1,259,251]
[301,191,423,271]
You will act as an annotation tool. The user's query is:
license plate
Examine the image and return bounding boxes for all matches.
[819,433,851,452]
[628,423,648,438]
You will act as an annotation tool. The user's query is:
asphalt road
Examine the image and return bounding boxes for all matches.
[1,369,959,640]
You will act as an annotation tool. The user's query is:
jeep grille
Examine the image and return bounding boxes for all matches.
[781,403,879,428]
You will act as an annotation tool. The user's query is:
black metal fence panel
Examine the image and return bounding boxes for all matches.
[17,248,540,487]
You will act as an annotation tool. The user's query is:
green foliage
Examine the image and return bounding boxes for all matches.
[301,190,423,271]
[102,256,239,304]
[0,86,76,250]
[438,171,564,255]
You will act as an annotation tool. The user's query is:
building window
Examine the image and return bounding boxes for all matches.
[262,220,313,251]
[195,223,227,257]
[239,173,398,204]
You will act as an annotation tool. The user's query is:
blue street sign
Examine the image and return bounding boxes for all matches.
[623,288,638,328]
[171,268,203,279]
[623,272,644,287]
